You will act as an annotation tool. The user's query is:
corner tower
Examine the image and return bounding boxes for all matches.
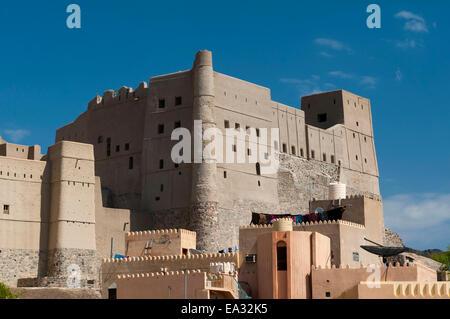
[47,141,97,287]
[189,50,219,252]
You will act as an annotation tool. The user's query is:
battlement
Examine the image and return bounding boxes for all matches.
[87,82,148,110]
[358,281,450,299]
[392,281,450,298]
[116,270,238,280]
[240,219,365,230]
[117,269,203,279]
[343,194,382,202]
[103,252,237,264]
[311,261,419,270]
[125,228,196,241]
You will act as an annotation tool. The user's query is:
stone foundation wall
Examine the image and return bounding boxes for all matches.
[46,248,98,288]
[0,248,46,287]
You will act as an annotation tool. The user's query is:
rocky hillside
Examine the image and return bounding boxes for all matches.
[383,228,444,271]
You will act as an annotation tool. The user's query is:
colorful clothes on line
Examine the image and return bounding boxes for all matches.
[250,207,346,226]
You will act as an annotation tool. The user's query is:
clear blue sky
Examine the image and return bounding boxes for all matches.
[0,1,448,250]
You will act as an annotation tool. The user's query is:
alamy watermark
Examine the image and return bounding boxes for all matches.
[66,264,81,288]
[366,4,381,29]
[170,121,280,174]
[66,4,81,29]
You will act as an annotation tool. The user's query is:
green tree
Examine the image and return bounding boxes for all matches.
[0,282,22,299]
[431,244,450,271]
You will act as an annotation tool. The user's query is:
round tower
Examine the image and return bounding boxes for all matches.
[189,50,219,252]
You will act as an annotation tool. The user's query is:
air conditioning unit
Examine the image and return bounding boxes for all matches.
[245,254,257,263]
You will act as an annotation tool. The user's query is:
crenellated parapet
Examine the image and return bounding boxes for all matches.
[311,261,420,270]
[87,82,148,110]
[239,219,365,230]
[103,251,237,264]
[343,193,382,202]
[357,281,450,299]
[125,228,196,241]
[116,269,238,280]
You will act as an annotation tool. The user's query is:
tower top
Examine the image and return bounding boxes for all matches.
[193,50,213,68]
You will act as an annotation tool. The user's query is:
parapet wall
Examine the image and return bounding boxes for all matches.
[101,252,238,297]
[311,263,437,299]
[358,281,450,299]
[125,228,197,257]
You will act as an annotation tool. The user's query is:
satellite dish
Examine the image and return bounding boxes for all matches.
[315,207,324,214]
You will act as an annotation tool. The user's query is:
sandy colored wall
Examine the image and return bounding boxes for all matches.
[116,271,209,299]
[310,195,385,252]
[312,263,437,299]
[125,229,196,257]
[94,176,131,262]
[357,281,450,299]
[101,252,238,297]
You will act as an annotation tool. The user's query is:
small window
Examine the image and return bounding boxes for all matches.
[331,155,335,164]
[248,148,251,156]
[235,123,240,130]
[317,113,327,122]
[364,158,367,164]
[232,144,236,152]
[125,143,130,151]
[108,288,117,300]
[353,252,360,262]
[258,180,261,187]
[282,143,287,153]
[98,136,103,144]
[116,145,120,152]
[311,150,315,159]
[291,146,296,155]
[129,157,134,170]
[256,163,261,176]
[224,171,227,178]
[158,99,165,108]
[224,120,230,128]
[300,148,304,157]
[356,155,358,160]
[160,184,164,192]
[323,153,327,162]
[175,96,182,106]
[277,242,287,271]
[326,292,331,298]
[174,163,179,168]
[159,159,164,169]
[364,136,367,142]
[155,196,160,201]
[174,121,181,129]
[353,133,356,138]
[256,128,260,137]
[158,124,164,134]
[182,248,188,255]
[356,121,359,127]
[3,205,9,215]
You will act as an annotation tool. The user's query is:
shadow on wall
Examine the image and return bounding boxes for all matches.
[129,209,191,233]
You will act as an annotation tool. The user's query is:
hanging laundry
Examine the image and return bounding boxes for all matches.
[251,212,260,225]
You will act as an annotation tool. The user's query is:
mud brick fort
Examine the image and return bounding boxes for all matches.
[1,50,448,298]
